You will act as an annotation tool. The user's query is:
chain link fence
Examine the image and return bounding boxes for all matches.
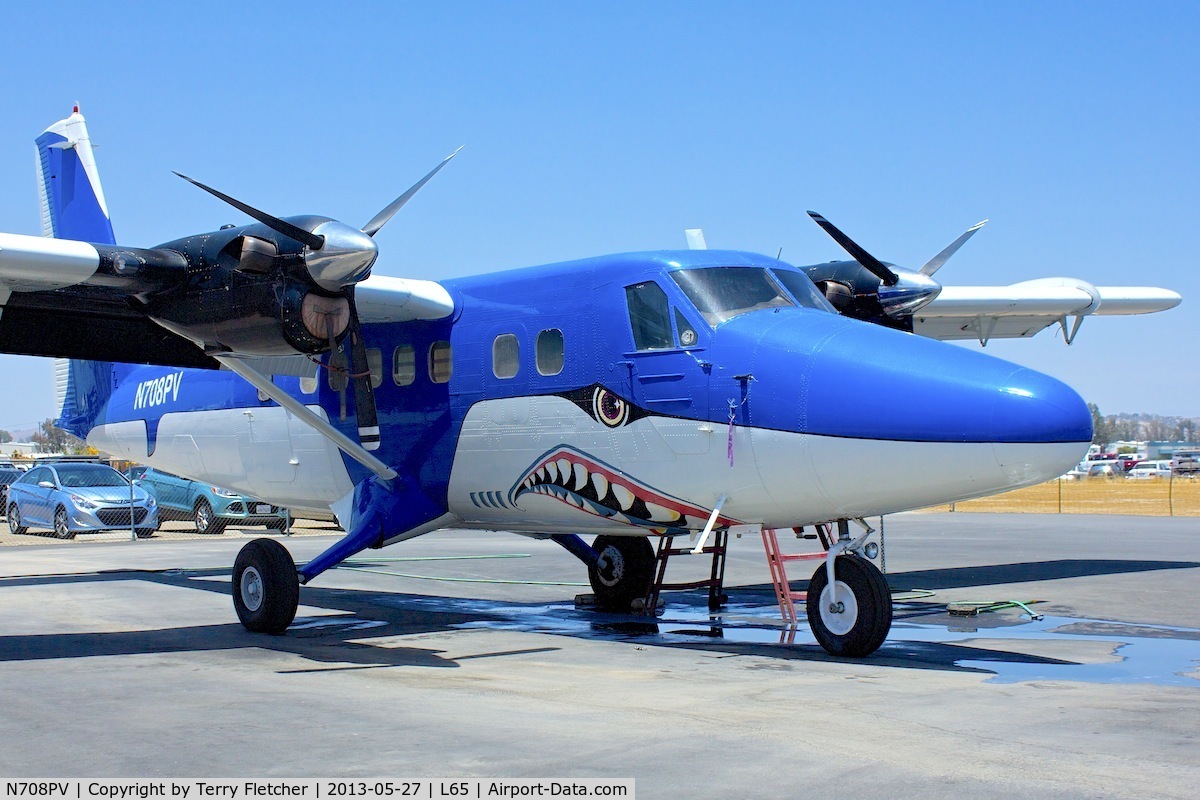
[924,476,1200,516]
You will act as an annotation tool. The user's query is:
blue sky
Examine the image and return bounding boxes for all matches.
[0,2,1196,431]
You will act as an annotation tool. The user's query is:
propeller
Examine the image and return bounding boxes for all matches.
[806,211,987,320]
[806,211,900,287]
[175,148,461,453]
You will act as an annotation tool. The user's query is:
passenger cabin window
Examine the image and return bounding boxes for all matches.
[493,334,520,379]
[625,281,674,350]
[366,348,383,389]
[536,329,564,376]
[670,267,795,327]
[299,376,318,395]
[429,341,453,384]
[392,345,416,386]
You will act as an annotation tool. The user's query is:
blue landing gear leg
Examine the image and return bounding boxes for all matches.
[550,533,599,568]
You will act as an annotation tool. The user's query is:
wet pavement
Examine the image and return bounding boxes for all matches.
[0,512,1197,798]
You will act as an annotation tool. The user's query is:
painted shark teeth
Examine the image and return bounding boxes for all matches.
[513,449,720,532]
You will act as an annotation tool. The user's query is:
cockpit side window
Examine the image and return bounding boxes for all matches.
[770,268,837,313]
[625,281,675,350]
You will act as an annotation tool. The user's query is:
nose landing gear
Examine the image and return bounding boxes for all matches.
[805,553,891,657]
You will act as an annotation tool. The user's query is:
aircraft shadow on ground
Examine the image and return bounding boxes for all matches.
[878,558,1200,591]
[0,565,1128,677]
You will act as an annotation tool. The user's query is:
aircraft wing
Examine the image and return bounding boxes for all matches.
[0,233,453,367]
[912,279,1182,344]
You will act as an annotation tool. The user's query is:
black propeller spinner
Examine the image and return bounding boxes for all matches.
[174,148,460,452]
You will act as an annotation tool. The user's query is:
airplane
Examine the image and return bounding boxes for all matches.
[0,108,1181,658]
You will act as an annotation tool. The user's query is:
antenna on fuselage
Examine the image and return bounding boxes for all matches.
[685,228,708,250]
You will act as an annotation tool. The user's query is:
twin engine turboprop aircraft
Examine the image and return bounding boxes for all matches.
[0,109,1180,657]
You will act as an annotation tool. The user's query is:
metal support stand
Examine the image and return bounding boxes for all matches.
[643,529,730,613]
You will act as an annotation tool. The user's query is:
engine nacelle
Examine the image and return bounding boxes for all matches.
[149,273,350,357]
[140,220,358,357]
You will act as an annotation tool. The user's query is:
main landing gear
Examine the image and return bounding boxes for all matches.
[232,538,299,634]
[587,535,655,608]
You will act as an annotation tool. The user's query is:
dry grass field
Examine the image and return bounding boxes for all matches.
[921,476,1200,516]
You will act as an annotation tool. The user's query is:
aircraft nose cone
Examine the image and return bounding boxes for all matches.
[800,323,1093,445]
[989,367,1094,444]
[727,312,1092,520]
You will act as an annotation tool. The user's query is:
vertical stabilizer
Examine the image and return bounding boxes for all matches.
[37,107,117,439]
[35,107,115,245]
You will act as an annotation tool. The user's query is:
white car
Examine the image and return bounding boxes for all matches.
[1063,460,1119,480]
[1128,460,1174,479]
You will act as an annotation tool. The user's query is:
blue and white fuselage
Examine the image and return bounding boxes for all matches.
[80,248,1090,535]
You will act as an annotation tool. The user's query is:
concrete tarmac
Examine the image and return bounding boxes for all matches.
[0,512,1197,799]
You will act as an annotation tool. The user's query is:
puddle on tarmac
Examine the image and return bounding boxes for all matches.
[385,595,1200,687]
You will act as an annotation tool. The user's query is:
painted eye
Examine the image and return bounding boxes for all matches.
[593,388,630,428]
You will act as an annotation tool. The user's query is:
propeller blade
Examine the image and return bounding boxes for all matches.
[807,211,900,287]
[344,291,381,451]
[919,219,988,276]
[173,172,325,251]
[361,146,464,238]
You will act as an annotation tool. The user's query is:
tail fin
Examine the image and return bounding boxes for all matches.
[38,107,117,438]
[35,106,115,245]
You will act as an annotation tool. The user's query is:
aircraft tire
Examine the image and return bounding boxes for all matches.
[588,535,655,609]
[194,499,227,535]
[8,504,26,535]
[806,554,891,658]
[232,538,299,634]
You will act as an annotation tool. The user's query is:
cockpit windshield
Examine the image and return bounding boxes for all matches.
[769,268,837,313]
[669,267,795,327]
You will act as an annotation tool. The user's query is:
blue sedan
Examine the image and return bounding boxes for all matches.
[129,466,288,534]
[7,462,159,539]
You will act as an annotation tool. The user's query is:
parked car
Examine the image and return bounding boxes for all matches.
[1063,460,1119,480]
[1170,450,1200,478]
[129,466,288,534]
[6,463,158,539]
[1116,455,1142,472]
[1127,460,1172,480]
[0,468,23,513]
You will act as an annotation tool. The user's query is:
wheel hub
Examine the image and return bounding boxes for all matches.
[818,580,859,636]
[596,547,626,587]
[241,566,264,612]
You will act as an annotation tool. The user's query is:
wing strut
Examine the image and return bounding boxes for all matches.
[214,354,397,481]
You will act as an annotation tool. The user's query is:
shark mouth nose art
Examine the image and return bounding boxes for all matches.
[510,447,738,532]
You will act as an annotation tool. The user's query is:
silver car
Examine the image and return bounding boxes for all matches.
[7,463,159,539]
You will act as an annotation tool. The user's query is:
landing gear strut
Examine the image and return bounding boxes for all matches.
[232,538,300,634]
[806,554,891,657]
[588,535,655,609]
